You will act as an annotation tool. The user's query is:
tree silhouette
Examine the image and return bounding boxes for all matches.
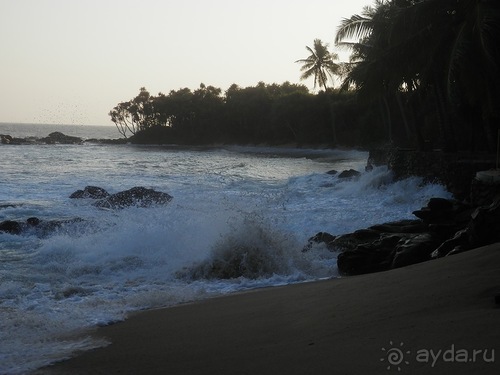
[295,39,340,91]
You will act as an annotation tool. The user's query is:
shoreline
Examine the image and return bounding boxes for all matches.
[39,243,500,375]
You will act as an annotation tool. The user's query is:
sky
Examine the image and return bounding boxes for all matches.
[0,0,370,126]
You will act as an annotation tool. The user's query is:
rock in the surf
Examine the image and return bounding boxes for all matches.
[70,186,110,199]
[93,186,173,209]
[40,132,82,144]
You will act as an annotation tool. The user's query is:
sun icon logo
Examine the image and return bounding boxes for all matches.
[380,341,411,371]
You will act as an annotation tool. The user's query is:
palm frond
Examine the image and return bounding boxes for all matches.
[335,15,373,44]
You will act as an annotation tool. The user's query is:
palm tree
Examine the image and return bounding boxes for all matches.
[296,39,342,144]
[335,1,409,144]
[295,39,340,91]
[335,0,500,152]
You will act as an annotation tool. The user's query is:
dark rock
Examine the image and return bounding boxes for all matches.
[431,229,470,258]
[55,286,90,300]
[330,229,382,252]
[94,186,173,209]
[85,138,128,145]
[326,170,338,175]
[412,199,472,229]
[447,246,470,256]
[391,233,441,268]
[0,134,37,145]
[369,219,426,234]
[467,197,500,247]
[1,134,13,144]
[338,169,361,179]
[427,197,454,211]
[0,220,22,234]
[337,234,402,275]
[471,177,500,207]
[0,217,84,236]
[367,147,392,169]
[185,244,281,280]
[384,148,496,201]
[70,186,110,199]
[303,232,337,252]
[27,217,41,226]
[40,132,82,145]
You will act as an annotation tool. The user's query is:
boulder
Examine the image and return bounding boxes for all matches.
[0,134,13,144]
[412,198,471,225]
[70,186,110,199]
[93,186,173,209]
[369,219,427,234]
[183,243,284,280]
[0,217,84,236]
[391,233,441,268]
[337,234,403,275]
[467,196,500,247]
[338,169,361,179]
[427,197,454,211]
[431,229,470,258]
[0,220,22,235]
[0,134,38,145]
[40,132,82,144]
[330,229,382,252]
[303,232,337,252]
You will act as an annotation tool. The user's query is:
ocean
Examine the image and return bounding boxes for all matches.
[0,123,451,374]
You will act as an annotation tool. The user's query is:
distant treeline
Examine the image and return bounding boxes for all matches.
[109,83,386,148]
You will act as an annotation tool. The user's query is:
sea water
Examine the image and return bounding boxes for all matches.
[0,124,451,374]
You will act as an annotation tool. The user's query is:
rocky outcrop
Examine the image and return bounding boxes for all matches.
[3,186,173,235]
[0,132,123,145]
[70,186,110,199]
[0,217,84,236]
[0,134,13,144]
[306,194,500,276]
[70,186,173,209]
[93,187,173,209]
[40,132,83,144]
[338,169,361,179]
[367,148,497,201]
[1,134,37,145]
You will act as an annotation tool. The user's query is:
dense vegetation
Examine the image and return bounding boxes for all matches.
[109,83,385,148]
[336,0,500,152]
[110,0,500,151]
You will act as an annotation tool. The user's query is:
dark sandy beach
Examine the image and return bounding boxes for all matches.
[39,243,500,374]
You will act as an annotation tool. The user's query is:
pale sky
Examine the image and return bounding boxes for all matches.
[0,0,369,126]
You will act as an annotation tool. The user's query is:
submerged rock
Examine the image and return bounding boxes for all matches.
[70,185,173,209]
[0,220,22,235]
[70,186,110,199]
[93,186,173,209]
[303,232,337,252]
[0,217,84,236]
[187,244,281,280]
[338,169,361,179]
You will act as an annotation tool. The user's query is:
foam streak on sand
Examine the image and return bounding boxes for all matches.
[42,243,500,375]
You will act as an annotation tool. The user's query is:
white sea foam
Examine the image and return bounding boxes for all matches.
[0,133,452,374]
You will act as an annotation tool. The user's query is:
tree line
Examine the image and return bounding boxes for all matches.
[110,0,500,152]
[109,83,385,148]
